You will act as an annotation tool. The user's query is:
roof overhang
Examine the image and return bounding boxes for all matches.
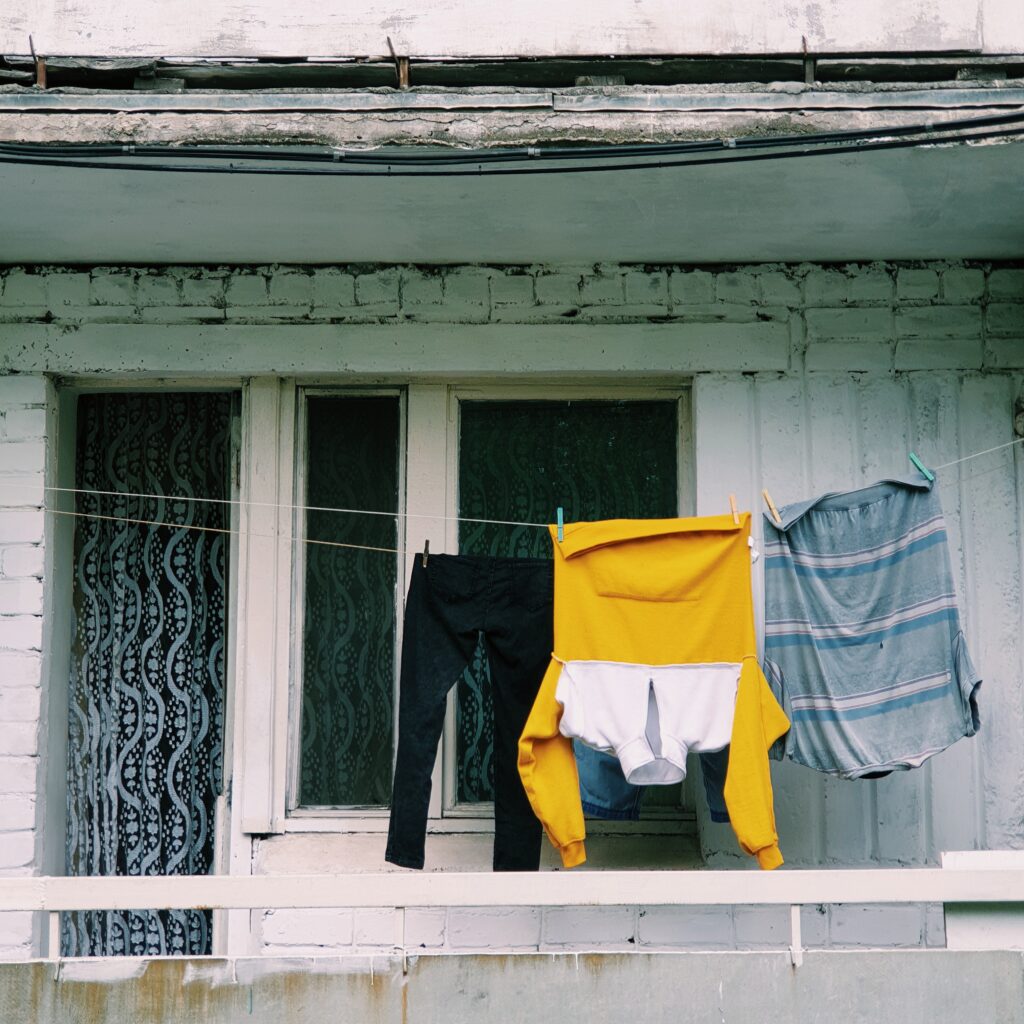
[1,132,1022,264]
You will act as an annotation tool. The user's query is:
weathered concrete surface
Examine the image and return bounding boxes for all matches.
[1,137,1024,264]
[0,0,1003,59]
[0,85,1021,147]
[2,950,1024,1024]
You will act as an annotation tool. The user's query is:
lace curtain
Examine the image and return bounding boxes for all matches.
[64,392,231,956]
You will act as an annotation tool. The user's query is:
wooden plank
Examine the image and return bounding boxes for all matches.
[691,374,756,862]
[237,379,291,834]
[805,375,876,864]
[854,375,929,866]
[754,374,825,867]
[909,373,981,859]
[958,375,1023,848]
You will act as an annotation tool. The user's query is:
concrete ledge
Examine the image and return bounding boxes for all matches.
[1,950,1023,1024]
[0,322,790,376]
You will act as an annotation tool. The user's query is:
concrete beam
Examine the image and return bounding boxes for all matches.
[0,88,1019,147]
[0,322,791,376]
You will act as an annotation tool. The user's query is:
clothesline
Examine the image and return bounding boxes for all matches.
[931,436,1024,470]
[0,435,1020,529]
[3,483,547,529]
[4,452,1015,557]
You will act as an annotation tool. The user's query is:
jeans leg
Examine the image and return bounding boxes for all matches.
[385,561,479,869]
[576,741,645,821]
[486,567,551,872]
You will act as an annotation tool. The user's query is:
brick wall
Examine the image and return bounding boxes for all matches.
[256,902,947,955]
[0,262,1021,371]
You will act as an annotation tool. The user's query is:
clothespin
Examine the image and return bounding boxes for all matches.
[762,489,783,527]
[556,507,564,543]
[728,494,739,525]
[908,452,935,482]
[421,540,429,568]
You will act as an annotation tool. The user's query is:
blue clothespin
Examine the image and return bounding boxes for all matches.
[909,452,935,482]
[556,507,564,542]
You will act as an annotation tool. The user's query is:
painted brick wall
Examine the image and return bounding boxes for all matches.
[256,902,947,956]
[0,260,1020,958]
[0,374,47,960]
[0,262,1021,371]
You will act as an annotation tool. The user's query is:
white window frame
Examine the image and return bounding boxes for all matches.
[281,380,698,835]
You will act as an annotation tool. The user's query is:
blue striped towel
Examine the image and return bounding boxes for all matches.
[763,476,980,779]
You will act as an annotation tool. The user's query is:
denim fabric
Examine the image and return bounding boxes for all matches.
[579,744,731,823]
[385,555,551,871]
[698,749,731,823]
[575,740,644,821]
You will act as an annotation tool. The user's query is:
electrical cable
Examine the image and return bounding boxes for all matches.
[0,123,1020,177]
[1,107,1023,166]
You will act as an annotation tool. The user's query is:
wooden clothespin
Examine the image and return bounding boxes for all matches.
[761,489,783,527]
[908,452,935,482]
[421,540,429,567]
[556,507,564,543]
[728,494,739,525]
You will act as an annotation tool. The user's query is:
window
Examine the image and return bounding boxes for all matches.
[454,399,680,808]
[296,393,402,808]
[290,385,693,822]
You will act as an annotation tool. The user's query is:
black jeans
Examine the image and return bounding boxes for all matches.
[385,555,552,871]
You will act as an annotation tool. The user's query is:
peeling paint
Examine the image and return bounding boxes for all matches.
[57,958,150,983]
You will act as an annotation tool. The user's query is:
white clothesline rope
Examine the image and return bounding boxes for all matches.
[931,436,1024,471]
[0,436,1020,553]
[6,483,548,529]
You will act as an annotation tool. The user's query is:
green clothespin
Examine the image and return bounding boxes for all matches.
[909,452,935,482]
[556,507,564,542]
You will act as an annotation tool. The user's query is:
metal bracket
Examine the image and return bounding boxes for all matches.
[801,36,816,85]
[29,35,46,89]
[386,37,410,90]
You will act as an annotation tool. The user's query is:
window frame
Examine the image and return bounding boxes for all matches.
[282,380,697,834]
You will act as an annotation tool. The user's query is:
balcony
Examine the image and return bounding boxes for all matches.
[1,852,1023,1023]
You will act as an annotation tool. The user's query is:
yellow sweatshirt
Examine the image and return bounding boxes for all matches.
[517,514,790,870]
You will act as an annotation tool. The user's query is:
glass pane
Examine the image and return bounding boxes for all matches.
[457,399,679,803]
[299,395,400,807]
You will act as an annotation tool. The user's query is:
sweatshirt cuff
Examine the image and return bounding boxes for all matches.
[559,841,587,868]
[756,843,783,871]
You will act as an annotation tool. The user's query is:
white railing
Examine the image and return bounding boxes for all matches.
[3,857,1024,966]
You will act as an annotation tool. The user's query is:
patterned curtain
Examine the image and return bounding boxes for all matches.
[457,400,679,802]
[298,396,400,807]
[64,392,231,956]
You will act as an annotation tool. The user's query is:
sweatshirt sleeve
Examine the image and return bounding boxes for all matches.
[723,657,791,870]
[517,659,587,867]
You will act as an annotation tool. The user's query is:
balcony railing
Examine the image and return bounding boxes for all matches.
[2,853,1022,964]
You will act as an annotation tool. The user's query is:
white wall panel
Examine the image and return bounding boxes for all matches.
[0,0,991,58]
[959,375,1024,849]
[695,371,1023,867]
